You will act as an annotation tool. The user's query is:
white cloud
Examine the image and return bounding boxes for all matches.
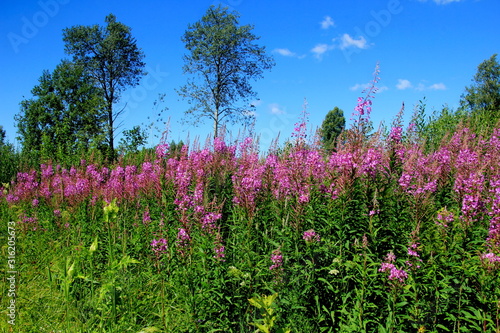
[311,43,331,58]
[415,83,426,91]
[350,83,370,91]
[269,103,285,115]
[274,48,296,57]
[320,16,335,29]
[429,83,447,90]
[339,34,369,50]
[415,82,447,91]
[396,79,413,90]
[273,48,306,59]
[350,83,388,93]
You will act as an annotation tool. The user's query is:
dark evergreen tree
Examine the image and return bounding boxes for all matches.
[319,106,345,152]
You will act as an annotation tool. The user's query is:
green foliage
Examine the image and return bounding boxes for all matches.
[15,60,107,162]
[0,126,19,184]
[169,140,185,157]
[422,54,500,150]
[319,106,345,153]
[178,5,275,138]
[0,125,6,145]
[249,293,290,333]
[117,125,148,154]
[63,13,146,159]
[460,54,500,124]
[422,105,466,151]
[3,57,500,333]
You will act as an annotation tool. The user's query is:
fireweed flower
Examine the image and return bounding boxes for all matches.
[213,245,226,261]
[155,143,169,159]
[176,228,191,255]
[436,208,454,228]
[388,267,408,283]
[151,238,168,254]
[22,215,39,231]
[201,212,222,232]
[389,126,403,144]
[379,252,408,284]
[379,262,395,273]
[386,251,396,263]
[269,248,283,271]
[480,252,500,265]
[143,210,151,224]
[406,242,423,269]
[407,243,420,257]
[303,229,320,243]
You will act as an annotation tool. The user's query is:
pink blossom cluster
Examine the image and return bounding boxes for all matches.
[388,126,403,144]
[269,248,283,271]
[379,252,408,284]
[155,143,169,159]
[303,229,320,243]
[3,119,500,271]
[151,238,168,254]
[213,245,225,261]
[176,228,191,256]
[480,252,500,266]
[201,212,222,232]
[436,208,454,228]
[232,152,266,216]
[406,242,422,269]
[270,149,326,204]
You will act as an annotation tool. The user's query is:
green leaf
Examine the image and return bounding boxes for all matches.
[137,327,162,333]
[117,254,140,269]
[253,322,269,333]
[248,297,263,309]
[436,324,451,331]
[89,235,98,254]
[395,301,408,308]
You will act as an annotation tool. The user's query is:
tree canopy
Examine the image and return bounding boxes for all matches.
[0,126,6,146]
[63,13,146,159]
[459,53,500,132]
[419,54,500,150]
[319,107,345,152]
[117,125,148,155]
[178,5,275,138]
[15,60,107,160]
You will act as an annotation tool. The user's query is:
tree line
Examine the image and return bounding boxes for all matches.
[10,6,275,163]
[1,4,499,181]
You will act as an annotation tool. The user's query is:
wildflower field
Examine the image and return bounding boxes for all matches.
[1,99,500,332]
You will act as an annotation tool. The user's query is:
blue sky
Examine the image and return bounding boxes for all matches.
[1,0,499,150]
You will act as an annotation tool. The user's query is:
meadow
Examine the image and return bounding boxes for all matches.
[1,102,500,332]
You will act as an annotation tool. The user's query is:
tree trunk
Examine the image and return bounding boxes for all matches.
[213,106,219,139]
[107,101,115,161]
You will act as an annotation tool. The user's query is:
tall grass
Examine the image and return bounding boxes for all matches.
[1,80,499,332]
